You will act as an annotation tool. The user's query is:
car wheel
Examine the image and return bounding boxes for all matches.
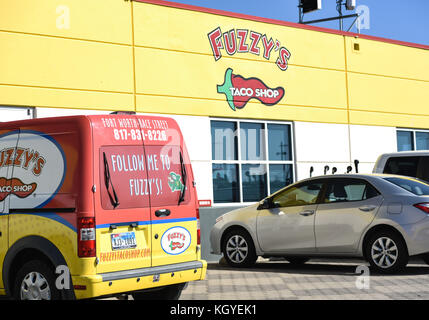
[222,229,257,267]
[284,257,310,265]
[13,260,60,300]
[132,283,186,300]
[365,231,408,274]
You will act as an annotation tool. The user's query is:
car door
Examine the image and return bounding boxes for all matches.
[315,178,383,253]
[256,180,323,253]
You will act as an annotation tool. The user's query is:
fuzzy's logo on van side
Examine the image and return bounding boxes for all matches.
[0,178,37,201]
[168,172,184,192]
[161,226,191,255]
[217,68,285,111]
[0,131,65,208]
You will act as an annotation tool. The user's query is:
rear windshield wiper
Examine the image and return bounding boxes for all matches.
[178,151,187,205]
[103,152,120,208]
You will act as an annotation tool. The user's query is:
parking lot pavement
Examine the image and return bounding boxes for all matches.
[180,258,429,300]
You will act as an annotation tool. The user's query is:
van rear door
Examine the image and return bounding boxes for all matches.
[90,115,152,274]
[141,117,199,267]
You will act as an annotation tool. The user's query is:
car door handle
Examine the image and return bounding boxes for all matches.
[299,210,315,216]
[359,205,377,212]
[155,209,171,217]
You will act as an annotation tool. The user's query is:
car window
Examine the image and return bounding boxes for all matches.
[272,182,323,208]
[383,156,419,177]
[384,177,429,196]
[324,180,379,203]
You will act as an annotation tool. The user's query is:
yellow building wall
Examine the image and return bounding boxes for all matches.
[0,0,428,128]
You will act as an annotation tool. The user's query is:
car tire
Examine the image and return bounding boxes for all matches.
[222,229,257,268]
[365,230,408,274]
[13,260,60,300]
[132,283,186,300]
[284,257,310,265]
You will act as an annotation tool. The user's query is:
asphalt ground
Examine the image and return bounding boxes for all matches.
[180,258,429,300]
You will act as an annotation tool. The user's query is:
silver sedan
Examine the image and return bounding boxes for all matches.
[210,174,429,273]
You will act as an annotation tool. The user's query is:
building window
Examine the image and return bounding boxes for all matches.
[397,129,429,151]
[211,119,294,204]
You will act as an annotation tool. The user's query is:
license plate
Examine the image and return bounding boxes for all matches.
[111,232,137,250]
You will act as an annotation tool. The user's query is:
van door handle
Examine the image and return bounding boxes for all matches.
[299,210,315,216]
[155,209,171,217]
[359,205,377,212]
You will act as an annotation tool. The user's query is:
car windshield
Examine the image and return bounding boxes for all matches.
[384,177,429,196]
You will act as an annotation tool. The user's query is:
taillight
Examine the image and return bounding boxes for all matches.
[78,217,96,257]
[414,203,429,214]
[196,208,201,245]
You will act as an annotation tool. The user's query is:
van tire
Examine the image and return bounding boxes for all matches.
[131,283,185,300]
[222,228,257,268]
[13,260,60,300]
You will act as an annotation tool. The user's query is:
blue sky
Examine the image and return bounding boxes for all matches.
[166,0,429,46]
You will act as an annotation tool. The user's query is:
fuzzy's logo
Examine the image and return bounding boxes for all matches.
[0,131,65,208]
[161,227,191,255]
[0,147,46,176]
[169,241,185,251]
[208,27,291,71]
[217,68,285,111]
[168,172,184,192]
[0,177,37,201]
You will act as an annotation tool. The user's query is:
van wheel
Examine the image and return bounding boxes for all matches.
[13,260,60,300]
[131,283,185,300]
[365,230,408,274]
[222,229,257,268]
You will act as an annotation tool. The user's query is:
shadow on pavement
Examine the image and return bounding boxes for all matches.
[207,258,429,277]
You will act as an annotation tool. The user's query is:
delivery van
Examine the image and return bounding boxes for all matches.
[0,114,206,300]
[373,151,429,182]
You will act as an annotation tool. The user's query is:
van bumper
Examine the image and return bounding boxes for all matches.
[72,260,207,300]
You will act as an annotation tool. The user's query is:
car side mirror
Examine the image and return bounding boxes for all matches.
[257,198,272,210]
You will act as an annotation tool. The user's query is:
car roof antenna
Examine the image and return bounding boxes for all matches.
[354,159,359,173]
[309,166,314,177]
[324,165,330,175]
[332,167,337,174]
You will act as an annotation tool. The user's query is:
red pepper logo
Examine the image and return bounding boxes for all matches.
[217,68,285,111]
[0,177,37,202]
[169,241,184,250]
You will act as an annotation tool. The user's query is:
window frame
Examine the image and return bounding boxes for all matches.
[210,118,296,206]
[397,128,429,151]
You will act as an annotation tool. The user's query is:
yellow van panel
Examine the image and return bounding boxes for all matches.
[0,0,132,45]
[151,220,198,267]
[132,2,346,71]
[0,32,134,93]
[346,37,429,82]
[348,72,429,116]
[134,47,347,111]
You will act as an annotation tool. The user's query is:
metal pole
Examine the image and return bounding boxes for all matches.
[337,0,343,31]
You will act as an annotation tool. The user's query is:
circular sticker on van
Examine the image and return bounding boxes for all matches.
[0,130,66,209]
[160,226,191,255]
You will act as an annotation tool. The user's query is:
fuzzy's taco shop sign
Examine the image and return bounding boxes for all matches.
[207,27,291,111]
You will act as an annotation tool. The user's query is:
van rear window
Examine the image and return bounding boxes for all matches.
[383,156,419,177]
[100,145,188,210]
